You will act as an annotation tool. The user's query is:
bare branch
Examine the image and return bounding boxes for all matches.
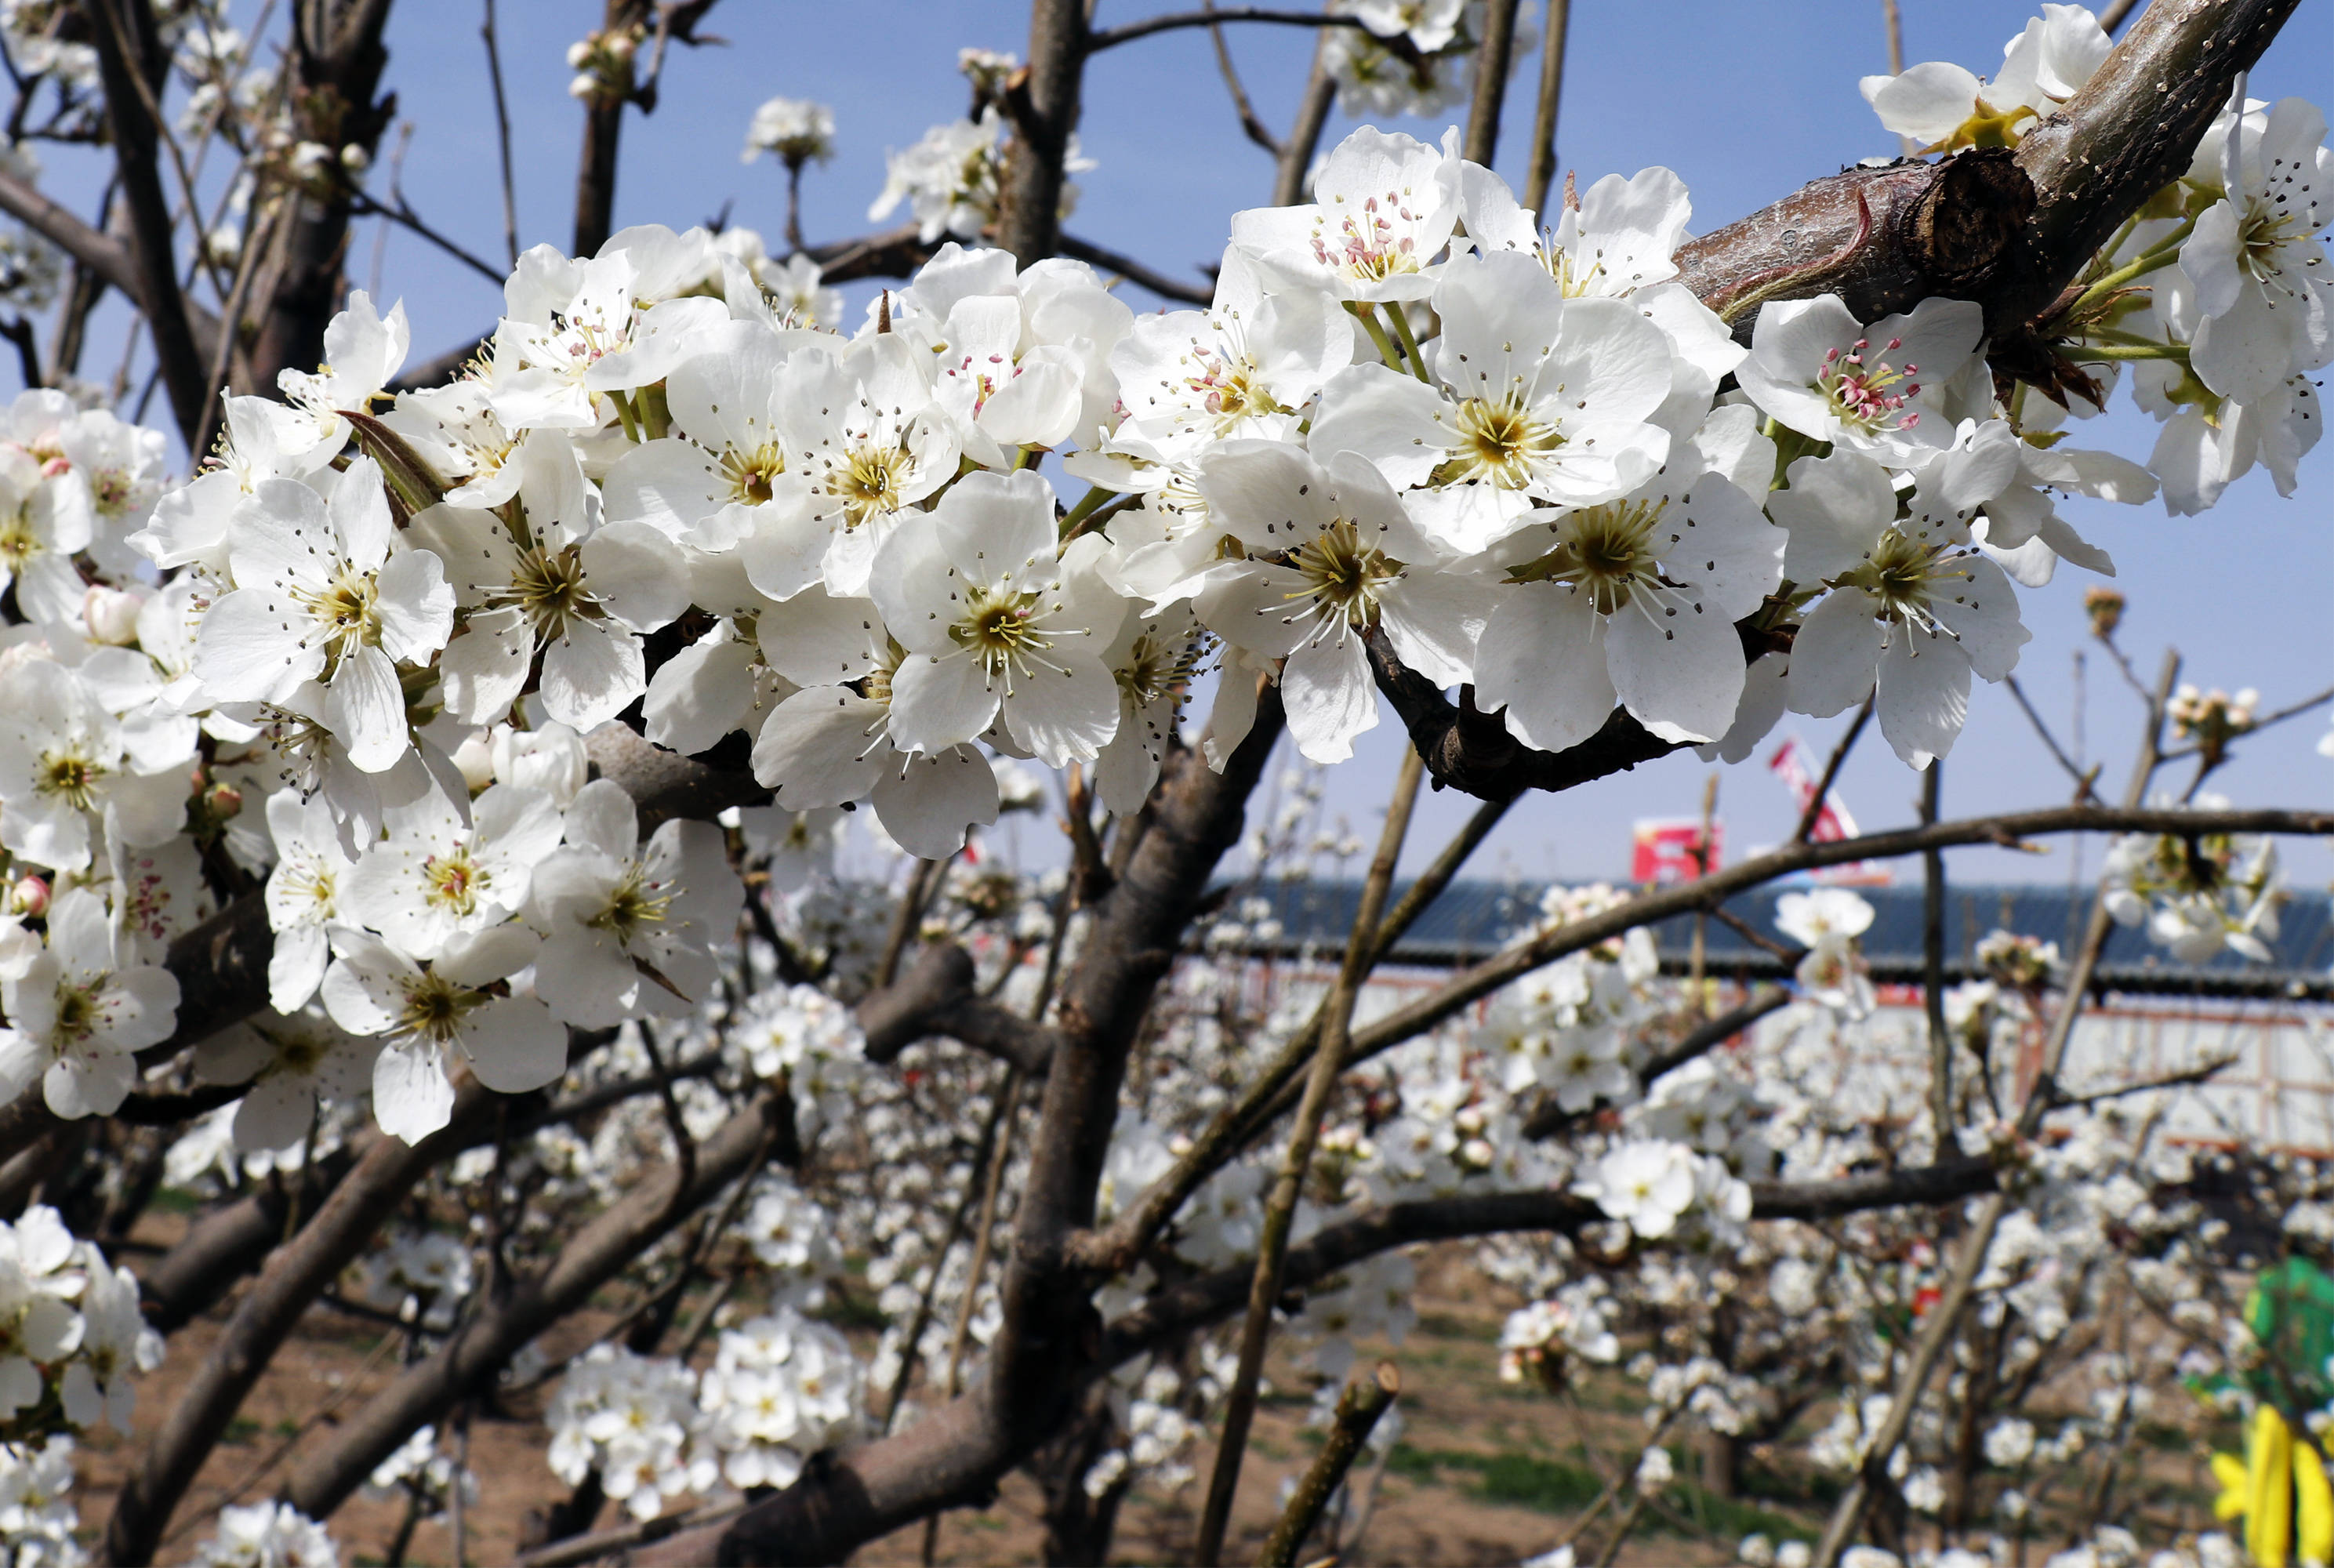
[81,0,208,444]
[1461,0,1523,165]
[1272,31,1336,206]
[1102,1160,2005,1363]
[105,1083,503,1565]
[1259,1362,1399,1568]
[1796,696,1873,843]
[1333,800,2328,1080]
[1193,745,1422,1563]
[1057,232,1213,305]
[1521,0,1571,215]
[1084,6,1367,53]
[481,0,519,269]
[2004,673,2100,800]
[997,0,1087,262]
[1073,786,1515,1276]
[1203,0,1282,157]
[281,1087,795,1520]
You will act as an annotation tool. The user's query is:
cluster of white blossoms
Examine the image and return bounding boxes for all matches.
[0,1207,161,1444]
[1322,0,1534,123]
[546,1308,866,1520]
[1776,887,1879,1018]
[1864,6,2328,515]
[0,6,2285,1168]
[2100,793,2282,964]
[0,1434,80,1566]
[191,1501,338,1568]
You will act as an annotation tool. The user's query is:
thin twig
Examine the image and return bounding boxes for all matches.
[1809,650,2180,1568]
[1795,698,1873,844]
[1881,0,1917,157]
[1258,1363,1399,1568]
[919,1067,1025,1566]
[1058,232,1213,304]
[1084,6,1368,52]
[481,0,521,269]
[875,1069,1015,1435]
[1521,0,1571,214]
[2005,674,2101,802]
[1203,0,1281,156]
[2050,1052,2239,1111]
[1922,763,1951,1147]
[873,854,951,991]
[351,191,505,284]
[1191,746,1424,1566]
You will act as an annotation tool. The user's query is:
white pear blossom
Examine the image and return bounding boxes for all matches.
[868,469,1123,767]
[1474,437,1785,753]
[2178,96,2334,404]
[1859,4,2110,151]
[526,779,744,1029]
[1574,1138,1697,1240]
[191,459,455,771]
[340,782,564,961]
[1230,125,1461,303]
[1738,296,1983,466]
[1192,440,1480,764]
[0,887,180,1118]
[321,924,566,1143]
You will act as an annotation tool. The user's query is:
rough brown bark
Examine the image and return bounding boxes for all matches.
[996,0,1087,263]
[244,0,400,398]
[80,0,209,445]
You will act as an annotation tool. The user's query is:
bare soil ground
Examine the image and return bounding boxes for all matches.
[85,1220,2223,1567]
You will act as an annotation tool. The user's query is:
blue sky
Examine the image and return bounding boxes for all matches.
[24,0,2332,884]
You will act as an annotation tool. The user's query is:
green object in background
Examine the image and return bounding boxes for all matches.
[2246,1255,2334,1407]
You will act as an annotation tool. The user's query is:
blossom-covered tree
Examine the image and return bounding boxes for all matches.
[0,1,2318,1566]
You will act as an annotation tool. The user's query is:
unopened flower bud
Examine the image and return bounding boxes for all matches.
[339,143,371,173]
[83,585,142,645]
[9,874,46,918]
[565,38,593,68]
[2082,586,2124,640]
[451,730,495,793]
[205,782,243,821]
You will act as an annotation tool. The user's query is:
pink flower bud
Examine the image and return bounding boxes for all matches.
[10,875,47,918]
[82,585,143,646]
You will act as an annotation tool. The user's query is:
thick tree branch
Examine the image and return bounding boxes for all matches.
[280,1087,797,1520]
[677,692,1290,1568]
[245,0,399,399]
[857,943,1063,1076]
[137,1149,358,1331]
[81,0,207,445]
[104,1083,501,1565]
[996,0,1087,263]
[1101,1160,2001,1363]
